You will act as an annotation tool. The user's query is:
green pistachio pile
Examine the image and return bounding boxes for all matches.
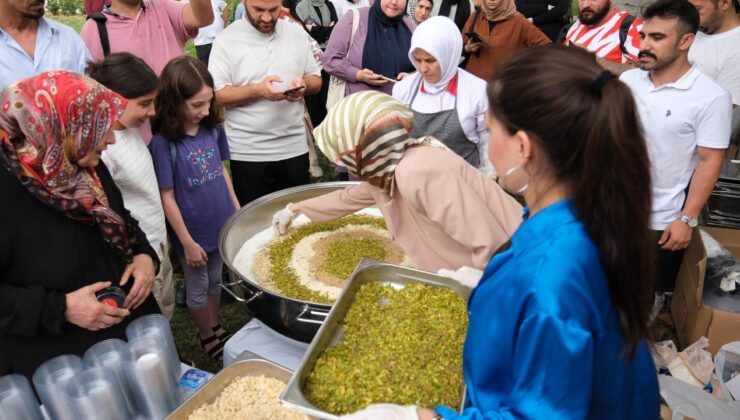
[323,238,388,280]
[304,283,468,415]
[267,215,387,303]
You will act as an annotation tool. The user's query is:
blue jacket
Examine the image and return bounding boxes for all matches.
[436,199,659,419]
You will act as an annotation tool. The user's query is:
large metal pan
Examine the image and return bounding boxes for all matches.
[219,182,361,343]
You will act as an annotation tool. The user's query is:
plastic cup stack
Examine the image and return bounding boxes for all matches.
[31,355,84,420]
[0,374,43,420]
[123,336,180,419]
[125,314,180,382]
[66,367,130,420]
[83,339,137,417]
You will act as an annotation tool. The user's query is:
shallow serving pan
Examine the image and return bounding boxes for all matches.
[168,354,307,419]
[280,259,470,419]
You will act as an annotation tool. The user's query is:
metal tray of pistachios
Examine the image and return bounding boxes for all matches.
[280,259,470,419]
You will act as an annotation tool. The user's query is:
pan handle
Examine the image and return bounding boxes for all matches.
[222,278,263,304]
[296,304,329,325]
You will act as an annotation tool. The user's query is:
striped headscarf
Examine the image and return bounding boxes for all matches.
[314,91,421,193]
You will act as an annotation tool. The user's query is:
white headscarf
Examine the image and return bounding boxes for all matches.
[407,16,463,95]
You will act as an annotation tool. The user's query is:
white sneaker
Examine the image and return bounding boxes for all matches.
[649,294,665,324]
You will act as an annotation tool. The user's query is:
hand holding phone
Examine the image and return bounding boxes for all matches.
[465,32,491,49]
[283,86,304,96]
[379,75,398,84]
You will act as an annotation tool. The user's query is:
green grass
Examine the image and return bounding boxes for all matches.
[52,14,85,32]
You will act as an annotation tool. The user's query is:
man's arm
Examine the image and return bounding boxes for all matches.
[303,75,321,96]
[683,146,726,217]
[221,3,229,27]
[596,56,635,75]
[183,0,215,29]
[215,76,287,107]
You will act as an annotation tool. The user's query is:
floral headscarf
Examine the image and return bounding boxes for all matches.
[314,91,446,193]
[0,71,138,262]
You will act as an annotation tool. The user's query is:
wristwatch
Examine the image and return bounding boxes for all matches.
[679,214,698,228]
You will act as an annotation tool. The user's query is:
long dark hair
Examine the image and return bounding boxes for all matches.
[488,45,654,357]
[86,52,158,99]
[152,56,221,143]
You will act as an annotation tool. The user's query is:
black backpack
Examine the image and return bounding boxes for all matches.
[557,14,637,57]
[86,12,110,57]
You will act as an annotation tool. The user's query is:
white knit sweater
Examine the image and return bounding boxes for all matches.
[102,127,167,258]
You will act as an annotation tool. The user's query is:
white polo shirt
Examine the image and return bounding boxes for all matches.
[620,66,732,230]
[209,18,321,162]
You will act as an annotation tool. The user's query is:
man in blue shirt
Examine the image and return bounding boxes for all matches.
[0,0,89,92]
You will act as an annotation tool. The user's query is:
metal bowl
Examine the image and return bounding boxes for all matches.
[219,182,361,343]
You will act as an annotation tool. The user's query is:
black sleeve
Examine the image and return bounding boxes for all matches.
[0,233,67,337]
[96,163,160,273]
[515,0,547,17]
[532,0,570,25]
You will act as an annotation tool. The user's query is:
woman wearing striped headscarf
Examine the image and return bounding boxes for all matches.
[272,91,522,272]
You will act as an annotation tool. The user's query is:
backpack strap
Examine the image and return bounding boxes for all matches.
[556,21,574,45]
[618,15,636,56]
[169,142,177,172]
[87,12,110,57]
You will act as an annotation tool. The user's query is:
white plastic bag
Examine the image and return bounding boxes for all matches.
[715,341,740,401]
[659,375,740,420]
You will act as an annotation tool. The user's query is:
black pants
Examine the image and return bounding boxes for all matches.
[653,230,687,293]
[195,43,213,67]
[230,153,310,206]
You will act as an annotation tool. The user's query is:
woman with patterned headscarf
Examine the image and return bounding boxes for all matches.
[0,72,161,379]
[462,0,550,81]
[272,91,522,272]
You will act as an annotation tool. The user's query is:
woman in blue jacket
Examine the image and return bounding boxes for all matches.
[345,45,659,419]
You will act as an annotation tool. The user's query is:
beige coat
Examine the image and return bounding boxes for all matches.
[298,146,523,272]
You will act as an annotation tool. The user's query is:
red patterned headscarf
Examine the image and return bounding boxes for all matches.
[0,71,139,262]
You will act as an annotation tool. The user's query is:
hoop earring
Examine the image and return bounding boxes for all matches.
[499,164,530,194]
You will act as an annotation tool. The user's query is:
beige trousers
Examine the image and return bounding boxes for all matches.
[152,242,175,319]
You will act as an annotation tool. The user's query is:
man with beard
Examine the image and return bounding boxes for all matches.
[620,0,732,322]
[688,0,739,107]
[562,0,642,74]
[208,0,321,205]
[0,0,88,91]
[80,0,214,75]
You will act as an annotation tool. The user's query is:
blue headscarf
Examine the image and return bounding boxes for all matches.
[361,1,414,79]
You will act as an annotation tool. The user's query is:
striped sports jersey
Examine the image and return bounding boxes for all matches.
[564,9,643,64]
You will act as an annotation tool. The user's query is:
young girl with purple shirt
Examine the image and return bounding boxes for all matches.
[150,56,240,361]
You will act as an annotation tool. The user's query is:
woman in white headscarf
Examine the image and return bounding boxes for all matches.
[392,16,491,171]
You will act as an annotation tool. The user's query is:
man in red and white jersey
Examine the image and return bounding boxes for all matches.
[562,0,642,73]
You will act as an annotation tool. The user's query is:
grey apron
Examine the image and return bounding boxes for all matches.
[407,77,480,167]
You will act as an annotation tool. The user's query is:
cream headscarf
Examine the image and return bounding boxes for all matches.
[314,91,446,193]
[408,16,463,95]
[482,0,517,22]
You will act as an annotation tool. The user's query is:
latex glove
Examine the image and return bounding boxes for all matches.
[272,203,298,235]
[437,266,484,288]
[341,404,418,420]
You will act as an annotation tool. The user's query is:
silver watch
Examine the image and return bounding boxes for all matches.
[679,215,698,228]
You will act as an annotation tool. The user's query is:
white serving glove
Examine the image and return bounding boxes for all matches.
[437,266,484,288]
[341,404,419,420]
[272,203,299,235]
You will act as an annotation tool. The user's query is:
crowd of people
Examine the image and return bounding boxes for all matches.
[1,0,739,416]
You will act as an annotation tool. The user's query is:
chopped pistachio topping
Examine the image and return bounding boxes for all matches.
[304,283,468,414]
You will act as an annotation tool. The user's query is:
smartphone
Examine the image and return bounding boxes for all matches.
[283,86,304,96]
[379,75,398,84]
[465,32,491,48]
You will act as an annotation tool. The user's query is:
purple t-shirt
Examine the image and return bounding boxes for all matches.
[150,125,234,255]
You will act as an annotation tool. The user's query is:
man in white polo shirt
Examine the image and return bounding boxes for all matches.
[209,0,322,205]
[620,0,732,321]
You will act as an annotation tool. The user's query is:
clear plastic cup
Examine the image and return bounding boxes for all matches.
[122,336,180,419]
[125,314,180,381]
[83,339,137,417]
[66,367,131,420]
[0,374,44,420]
[31,354,84,420]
